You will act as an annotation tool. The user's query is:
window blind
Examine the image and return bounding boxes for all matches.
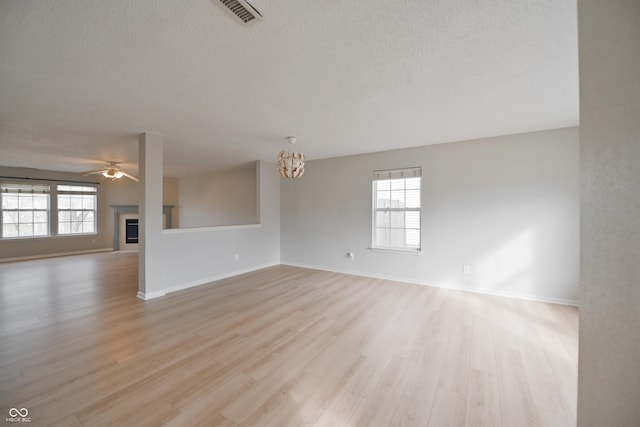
[373,167,421,181]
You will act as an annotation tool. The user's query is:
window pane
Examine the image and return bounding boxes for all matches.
[19,211,33,223]
[375,228,389,247]
[375,181,391,209]
[3,211,17,224]
[70,196,82,209]
[19,196,33,209]
[406,211,420,229]
[389,228,404,248]
[375,211,388,227]
[2,195,18,209]
[3,224,18,237]
[376,193,390,208]
[376,180,390,191]
[34,223,48,236]
[390,190,405,207]
[406,229,420,247]
[83,196,95,209]
[58,185,96,193]
[34,211,47,222]
[58,196,70,209]
[19,223,33,236]
[406,189,420,208]
[58,205,96,234]
[405,177,420,189]
[390,211,405,228]
[33,194,48,209]
[391,179,405,190]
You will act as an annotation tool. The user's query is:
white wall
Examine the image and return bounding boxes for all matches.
[163,177,179,228]
[177,164,257,227]
[281,127,579,304]
[138,135,279,298]
[578,1,640,425]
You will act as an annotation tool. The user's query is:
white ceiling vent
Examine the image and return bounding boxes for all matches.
[218,0,262,24]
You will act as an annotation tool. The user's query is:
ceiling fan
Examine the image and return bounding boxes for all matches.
[83,162,139,182]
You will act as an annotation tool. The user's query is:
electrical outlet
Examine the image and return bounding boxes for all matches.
[463,265,471,274]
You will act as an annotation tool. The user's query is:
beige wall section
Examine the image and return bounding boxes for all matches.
[177,163,257,228]
[281,127,580,304]
[0,166,138,260]
[578,0,640,425]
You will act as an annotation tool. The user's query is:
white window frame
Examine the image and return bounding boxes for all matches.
[57,184,98,236]
[0,183,50,239]
[371,167,422,253]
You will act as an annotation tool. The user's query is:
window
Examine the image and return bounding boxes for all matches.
[57,185,97,235]
[372,167,421,251]
[1,183,50,238]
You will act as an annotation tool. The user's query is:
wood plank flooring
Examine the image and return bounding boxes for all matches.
[0,252,578,426]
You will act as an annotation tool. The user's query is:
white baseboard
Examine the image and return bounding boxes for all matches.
[282,261,579,307]
[163,262,280,295]
[136,290,166,301]
[283,261,427,286]
[0,248,114,263]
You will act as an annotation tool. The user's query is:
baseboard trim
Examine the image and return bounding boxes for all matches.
[136,290,166,301]
[282,261,579,307]
[0,248,114,263]
[163,262,280,295]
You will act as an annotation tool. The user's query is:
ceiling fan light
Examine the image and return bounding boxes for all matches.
[103,168,122,179]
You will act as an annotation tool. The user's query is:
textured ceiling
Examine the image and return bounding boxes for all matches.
[0,0,578,177]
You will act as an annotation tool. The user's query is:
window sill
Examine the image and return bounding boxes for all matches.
[368,247,423,255]
[1,233,97,242]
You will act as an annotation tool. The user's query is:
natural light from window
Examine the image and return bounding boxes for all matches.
[372,167,421,251]
[0,183,50,238]
[477,229,533,290]
[57,185,97,235]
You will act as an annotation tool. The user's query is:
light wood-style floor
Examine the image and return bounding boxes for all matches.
[0,253,578,427]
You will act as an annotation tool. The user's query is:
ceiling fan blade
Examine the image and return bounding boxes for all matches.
[121,171,139,182]
[83,170,106,176]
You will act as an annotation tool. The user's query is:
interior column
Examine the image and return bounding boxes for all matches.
[137,132,165,300]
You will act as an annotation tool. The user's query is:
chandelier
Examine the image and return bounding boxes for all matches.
[277,136,305,179]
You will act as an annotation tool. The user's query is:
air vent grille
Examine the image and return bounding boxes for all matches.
[219,0,262,24]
